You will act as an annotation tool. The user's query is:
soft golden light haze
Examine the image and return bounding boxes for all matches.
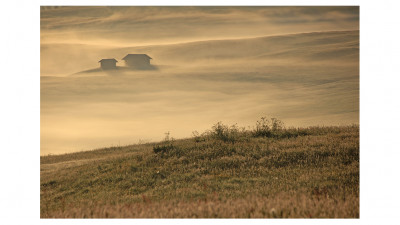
[41,6,359,155]
[41,6,358,46]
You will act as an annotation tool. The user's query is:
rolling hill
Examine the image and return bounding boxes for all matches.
[40,120,359,218]
[41,30,359,76]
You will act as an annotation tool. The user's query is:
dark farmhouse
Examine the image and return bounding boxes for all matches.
[122,54,152,69]
[99,58,117,70]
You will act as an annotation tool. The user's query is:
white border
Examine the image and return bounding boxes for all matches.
[3,1,400,225]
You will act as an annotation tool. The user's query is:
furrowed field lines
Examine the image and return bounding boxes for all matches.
[40,119,359,218]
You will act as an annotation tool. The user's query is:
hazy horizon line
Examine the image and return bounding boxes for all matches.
[41,29,359,48]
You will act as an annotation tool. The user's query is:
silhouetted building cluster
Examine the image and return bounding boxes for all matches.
[98,54,152,70]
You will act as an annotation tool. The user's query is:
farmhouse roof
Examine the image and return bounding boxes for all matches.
[122,54,152,60]
[98,58,118,63]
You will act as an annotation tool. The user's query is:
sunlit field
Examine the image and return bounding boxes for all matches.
[41,119,359,218]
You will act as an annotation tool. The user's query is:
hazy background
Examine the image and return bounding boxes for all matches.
[41,6,359,155]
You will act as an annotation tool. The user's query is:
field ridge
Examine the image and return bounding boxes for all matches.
[41,121,359,218]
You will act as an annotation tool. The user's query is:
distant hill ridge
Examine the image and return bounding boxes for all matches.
[42,30,359,76]
[119,30,359,62]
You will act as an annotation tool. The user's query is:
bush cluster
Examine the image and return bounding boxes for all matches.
[153,144,174,154]
[210,122,242,144]
[253,117,284,137]
[154,117,343,150]
[208,117,286,142]
[153,131,175,154]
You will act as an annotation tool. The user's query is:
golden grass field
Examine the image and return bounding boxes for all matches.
[40,119,359,218]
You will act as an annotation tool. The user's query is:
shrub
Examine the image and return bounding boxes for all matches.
[153,144,174,154]
[253,117,284,137]
[211,122,241,143]
[153,131,175,154]
[192,131,206,142]
[271,118,284,131]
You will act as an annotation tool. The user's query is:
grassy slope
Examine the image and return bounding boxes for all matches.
[40,125,359,218]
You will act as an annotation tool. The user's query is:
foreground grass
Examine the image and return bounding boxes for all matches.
[41,123,359,218]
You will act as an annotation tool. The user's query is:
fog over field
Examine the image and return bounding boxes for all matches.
[41,6,359,155]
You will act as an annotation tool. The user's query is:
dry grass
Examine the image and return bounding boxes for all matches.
[46,194,358,218]
[41,122,359,218]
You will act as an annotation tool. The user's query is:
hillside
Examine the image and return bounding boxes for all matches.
[40,120,359,218]
[41,30,359,76]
